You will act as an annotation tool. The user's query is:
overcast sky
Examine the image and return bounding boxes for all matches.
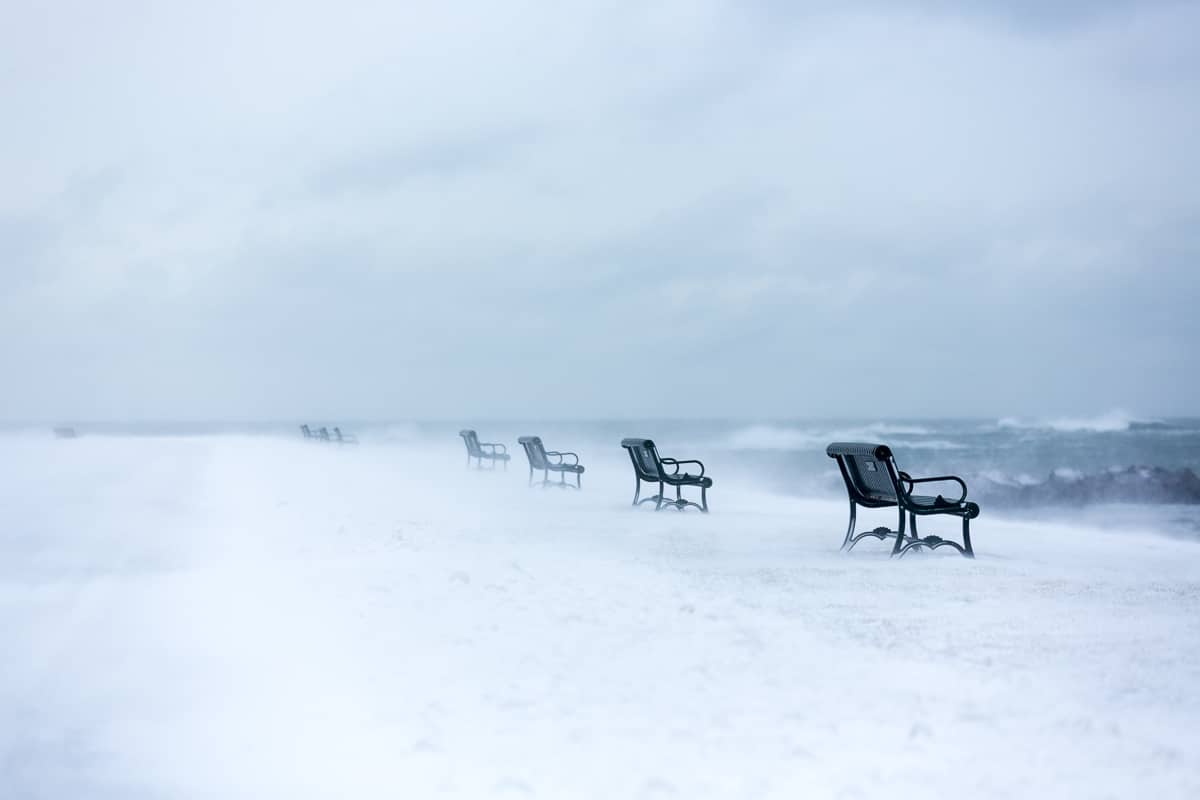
[2,0,1198,421]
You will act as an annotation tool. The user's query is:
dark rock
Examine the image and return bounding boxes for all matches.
[979,466,1200,507]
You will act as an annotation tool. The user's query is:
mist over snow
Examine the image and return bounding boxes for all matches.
[3,434,1200,798]
[3,1,1200,798]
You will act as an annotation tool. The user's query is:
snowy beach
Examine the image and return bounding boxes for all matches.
[6,0,1200,795]
[3,432,1199,798]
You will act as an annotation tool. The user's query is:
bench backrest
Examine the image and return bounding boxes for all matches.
[300,425,311,438]
[518,436,549,469]
[826,442,901,505]
[621,438,663,481]
[460,429,483,457]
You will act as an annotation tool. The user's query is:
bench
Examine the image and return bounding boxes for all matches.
[332,427,358,445]
[300,424,314,439]
[518,436,585,488]
[620,438,712,512]
[460,429,510,470]
[826,442,981,558]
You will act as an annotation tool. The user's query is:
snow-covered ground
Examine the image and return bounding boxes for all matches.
[2,435,1199,798]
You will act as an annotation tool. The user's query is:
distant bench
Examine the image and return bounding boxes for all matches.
[301,424,357,444]
[300,425,330,441]
[826,442,980,558]
[460,429,511,470]
[620,438,712,512]
[518,436,585,488]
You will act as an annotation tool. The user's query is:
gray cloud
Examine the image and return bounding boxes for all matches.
[1,0,1198,421]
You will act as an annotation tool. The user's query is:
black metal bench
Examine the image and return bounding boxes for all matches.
[460,429,510,469]
[826,442,981,558]
[518,436,584,488]
[620,438,712,512]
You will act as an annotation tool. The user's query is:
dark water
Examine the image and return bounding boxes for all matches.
[377,416,1200,510]
[13,415,1200,509]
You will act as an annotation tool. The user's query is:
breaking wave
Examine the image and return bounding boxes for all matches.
[723,423,937,451]
[995,410,1162,434]
[902,439,968,450]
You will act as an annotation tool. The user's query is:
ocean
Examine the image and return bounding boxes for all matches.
[16,413,1200,527]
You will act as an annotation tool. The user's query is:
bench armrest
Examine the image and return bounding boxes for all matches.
[899,471,968,503]
[662,457,705,477]
[546,450,579,465]
[480,441,507,454]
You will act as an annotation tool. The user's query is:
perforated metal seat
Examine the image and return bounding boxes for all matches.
[518,436,585,488]
[460,429,510,470]
[907,494,981,518]
[620,438,711,512]
[826,442,981,558]
[665,473,712,488]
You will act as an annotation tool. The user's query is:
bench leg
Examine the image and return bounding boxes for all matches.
[663,490,681,511]
[633,477,664,508]
[889,507,907,556]
[901,513,930,556]
[654,484,708,513]
[895,515,975,559]
[910,513,922,548]
[840,501,857,551]
[576,472,582,489]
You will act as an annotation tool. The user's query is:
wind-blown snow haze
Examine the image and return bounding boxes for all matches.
[3,2,1200,799]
